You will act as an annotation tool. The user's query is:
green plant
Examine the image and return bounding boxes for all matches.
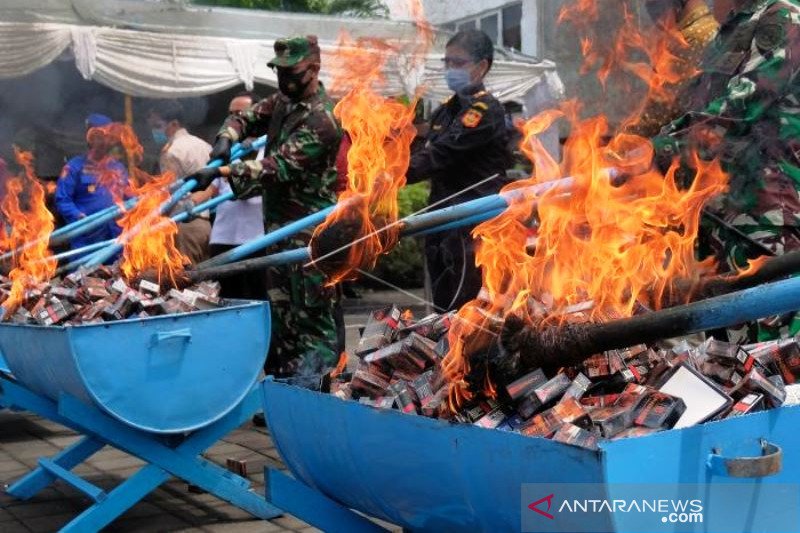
[192,0,388,17]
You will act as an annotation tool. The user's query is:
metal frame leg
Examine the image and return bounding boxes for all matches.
[58,389,281,521]
[7,436,104,500]
[1,377,282,530]
[265,469,389,533]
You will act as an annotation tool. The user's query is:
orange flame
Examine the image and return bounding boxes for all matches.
[118,169,189,285]
[443,2,730,409]
[330,351,349,379]
[0,148,57,316]
[309,0,432,284]
[105,125,188,285]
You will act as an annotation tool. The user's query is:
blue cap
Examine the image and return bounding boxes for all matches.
[86,113,112,128]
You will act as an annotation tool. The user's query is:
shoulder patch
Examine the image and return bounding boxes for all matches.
[461,108,484,128]
[755,21,785,51]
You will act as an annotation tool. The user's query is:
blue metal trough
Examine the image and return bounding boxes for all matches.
[0,301,282,531]
[0,301,270,434]
[261,380,800,533]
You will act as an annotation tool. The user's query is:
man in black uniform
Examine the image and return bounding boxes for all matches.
[406,29,512,311]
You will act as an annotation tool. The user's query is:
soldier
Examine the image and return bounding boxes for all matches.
[190,35,344,380]
[406,29,512,312]
[651,0,800,341]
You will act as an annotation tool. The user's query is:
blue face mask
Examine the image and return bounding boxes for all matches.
[151,129,168,147]
[445,68,472,93]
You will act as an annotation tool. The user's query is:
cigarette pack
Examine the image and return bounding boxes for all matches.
[612,426,659,440]
[474,408,508,429]
[350,368,390,398]
[657,363,733,428]
[732,368,786,408]
[355,306,402,357]
[520,409,562,438]
[506,368,547,401]
[634,391,686,429]
[552,397,590,427]
[138,279,161,297]
[552,423,599,450]
[588,405,632,438]
[388,381,419,415]
[535,373,571,405]
[580,393,621,408]
[584,353,611,379]
[561,373,592,402]
[725,393,765,418]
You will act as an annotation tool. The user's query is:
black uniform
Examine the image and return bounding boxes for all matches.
[407,82,512,311]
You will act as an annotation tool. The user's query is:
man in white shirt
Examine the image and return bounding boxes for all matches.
[147,99,212,265]
[197,92,268,300]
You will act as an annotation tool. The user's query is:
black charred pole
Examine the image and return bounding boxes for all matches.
[505,274,800,371]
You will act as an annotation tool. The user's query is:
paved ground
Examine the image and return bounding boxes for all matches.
[0,289,417,532]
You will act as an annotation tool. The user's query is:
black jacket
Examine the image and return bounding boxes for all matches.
[407,83,512,206]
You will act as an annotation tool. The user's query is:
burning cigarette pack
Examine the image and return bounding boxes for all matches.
[3,264,226,326]
[328,304,800,446]
[355,306,402,357]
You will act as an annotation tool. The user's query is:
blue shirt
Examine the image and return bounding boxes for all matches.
[54,155,128,249]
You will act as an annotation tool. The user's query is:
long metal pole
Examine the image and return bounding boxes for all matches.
[510,275,800,371]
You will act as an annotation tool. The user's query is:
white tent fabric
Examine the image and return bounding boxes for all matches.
[0,18,559,101]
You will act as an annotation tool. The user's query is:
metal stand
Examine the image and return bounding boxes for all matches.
[0,375,281,532]
[264,468,388,533]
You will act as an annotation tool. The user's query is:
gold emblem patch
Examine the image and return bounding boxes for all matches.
[461,109,483,128]
[87,184,96,193]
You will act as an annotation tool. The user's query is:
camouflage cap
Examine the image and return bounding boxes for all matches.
[268,35,321,68]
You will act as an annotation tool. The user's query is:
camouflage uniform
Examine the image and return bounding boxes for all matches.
[653,0,800,340]
[218,36,344,376]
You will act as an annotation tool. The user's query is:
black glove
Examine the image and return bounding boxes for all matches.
[209,137,232,163]
[189,167,221,191]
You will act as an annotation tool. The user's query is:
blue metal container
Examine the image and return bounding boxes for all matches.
[0,301,270,434]
[262,381,799,532]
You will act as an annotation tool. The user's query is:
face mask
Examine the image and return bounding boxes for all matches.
[445,68,472,93]
[151,129,168,147]
[278,69,309,100]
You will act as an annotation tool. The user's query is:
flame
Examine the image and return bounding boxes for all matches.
[309,0,432,284]
[442,3,731,408]
[330,351,349,379]
[0,148,57,316]
[118,169,189,285]
[106,125,188,285]
[559,0,698,124]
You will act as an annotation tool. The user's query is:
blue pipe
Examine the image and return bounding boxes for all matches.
[1,137,266,261]
[195,205,337,269]
[55,192,236,263]
[70,138,267,270]
[406,207,505,238]
[80,180,200,268]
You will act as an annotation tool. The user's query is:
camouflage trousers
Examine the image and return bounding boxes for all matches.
[264,263,344,378]
[703,218,800,343]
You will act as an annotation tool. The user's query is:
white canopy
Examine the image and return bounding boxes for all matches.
[0,0,562,102]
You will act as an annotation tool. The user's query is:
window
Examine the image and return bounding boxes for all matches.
[480,14,499,44]
[443,2,523,51]
[457,19,477,31]
[502,3,522,51]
